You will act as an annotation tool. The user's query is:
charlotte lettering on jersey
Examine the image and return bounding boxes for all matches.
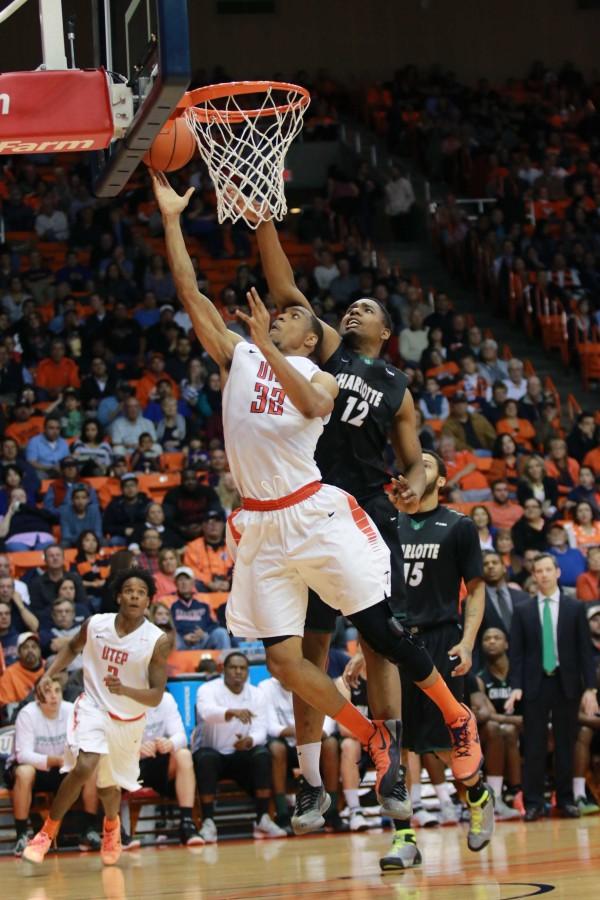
[102,646,129,665]
[336,372,383,407]
[401,542,441,559]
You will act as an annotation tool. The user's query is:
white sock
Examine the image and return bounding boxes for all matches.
[410,783,422,808]
[344,788,360,811]
[296,742,322,788]
[433,782,452,805]
[573,777,586,800]
[487,775,504,798]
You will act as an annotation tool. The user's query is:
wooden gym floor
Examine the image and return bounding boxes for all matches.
[4,817,600,899]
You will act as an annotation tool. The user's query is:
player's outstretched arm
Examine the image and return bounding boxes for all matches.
[104,633,170,708]
[151,171,242,368]
[36,619,89,700]
[390,392,426,513]
[237,287,338,418]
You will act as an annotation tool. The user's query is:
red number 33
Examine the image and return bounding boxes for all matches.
[250,384,286,416]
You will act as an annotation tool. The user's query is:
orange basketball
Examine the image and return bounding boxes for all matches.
[143,118,196,172]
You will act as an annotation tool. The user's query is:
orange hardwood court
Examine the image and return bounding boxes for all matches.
[4,819,600,899]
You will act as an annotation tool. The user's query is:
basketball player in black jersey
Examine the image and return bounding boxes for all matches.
[380,450,494,870]
[255,220,482,832]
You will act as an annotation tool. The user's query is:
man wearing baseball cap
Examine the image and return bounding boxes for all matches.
[183,509,233,596]
[0,632,44,706]
[441,392,497,452]
[170,567,231,651]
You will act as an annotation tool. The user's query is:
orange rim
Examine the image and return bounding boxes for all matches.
[177,80,310,124]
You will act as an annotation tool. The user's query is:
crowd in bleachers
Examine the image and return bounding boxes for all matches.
[1,59,600,852]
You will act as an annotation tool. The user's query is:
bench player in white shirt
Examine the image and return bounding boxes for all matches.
[153,170,405,826]
[23,568,170,866]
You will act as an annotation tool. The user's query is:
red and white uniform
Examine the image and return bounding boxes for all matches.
[223,342,391,640]
[63,613,164,791]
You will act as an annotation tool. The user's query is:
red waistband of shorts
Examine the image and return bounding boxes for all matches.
[108,711,145,723]
[241,480,322,511]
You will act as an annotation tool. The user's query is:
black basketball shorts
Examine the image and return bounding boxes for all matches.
[305,490,406,633]
[401,622,465,755]
[139,753,175,798]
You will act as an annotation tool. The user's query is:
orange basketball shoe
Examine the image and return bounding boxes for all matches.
[101,816,122,866]
[22,830,52,864]
[366,719,402,798]
[447,704,483,782]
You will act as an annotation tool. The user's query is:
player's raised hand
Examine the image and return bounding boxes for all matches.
[236,287,273,348]
[35,674,54,703]
[150,169,195,218]
[224,185,269,225]
[389,475,420,514]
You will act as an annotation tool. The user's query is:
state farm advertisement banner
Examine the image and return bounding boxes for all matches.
[0,69,114,153]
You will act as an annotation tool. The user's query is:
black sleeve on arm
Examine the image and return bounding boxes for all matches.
[455,516,484,584]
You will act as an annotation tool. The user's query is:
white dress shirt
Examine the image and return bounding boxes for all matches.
[258,677,335,747]
[142,692,187,752]
[536,589,560,666]
[194,676,267,754]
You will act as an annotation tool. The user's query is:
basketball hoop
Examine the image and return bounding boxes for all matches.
[178,81,310,229]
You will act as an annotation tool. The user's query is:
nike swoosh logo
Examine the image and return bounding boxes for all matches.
[327,512,335,518]
[386,368,395,376]
[249,349,257,354]
[379,728,389,751]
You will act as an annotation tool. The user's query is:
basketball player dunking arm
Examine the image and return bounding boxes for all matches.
[253,216,482,828]
[23,569,169,865]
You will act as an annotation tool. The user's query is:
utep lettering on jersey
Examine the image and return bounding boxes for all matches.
[250,360,286,416]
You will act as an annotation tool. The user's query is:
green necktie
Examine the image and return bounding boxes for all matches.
[542,598,557,675]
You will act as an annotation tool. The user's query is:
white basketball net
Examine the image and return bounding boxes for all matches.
[183,86,309,230]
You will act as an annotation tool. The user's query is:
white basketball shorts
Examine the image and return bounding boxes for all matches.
[225,482,391,640]
[62,693,146,792]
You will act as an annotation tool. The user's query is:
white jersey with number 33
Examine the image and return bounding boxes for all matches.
[82,614,164,720]
[222,341,325,500]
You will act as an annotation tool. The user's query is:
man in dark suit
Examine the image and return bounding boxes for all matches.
[506,553,599,820]
[473,551,528,671]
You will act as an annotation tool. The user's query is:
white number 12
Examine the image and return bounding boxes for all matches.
[340,396,369,427]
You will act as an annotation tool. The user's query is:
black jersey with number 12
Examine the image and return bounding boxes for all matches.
[315,340,408,503]
[397,505,483,627]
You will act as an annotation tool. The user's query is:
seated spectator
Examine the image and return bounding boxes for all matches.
[148,602,176,654]
[5,400,45,449]
[71,420,113,477]
[260,675,339,833]
[518,376,545,424]
[59,483,103,550]
[576,547,600,603]
[0,554,30,605]
[136,528,163,576]
[477,628,522,820]
[494,529,517,578]
[136,351,179,409]
[192,651,285,842]
[0,598,22,668]
[457,354,488,406]
[36,339,80,399]
[439,434,491,502]
[79,357,118,413]
[502,358,528,401]
[138,691,203,845]
[43,456,99,514]
[496,400,536,452]
[163,469,220,543]
[8,677,99,857]
[102,474,150,547]
[110,397,157,458]
[0,341,26,404]
[0,632,44,706]
[511,498,549,557]
[215,472,241,517]
[40,591,82,677]
[57,388,83,440]
[134,290,161,330]
[567,412,599,464]
[25,416,70,479]
[517,455,559,519]
[424,349,459,389]
[534,399,562,454]
[418,376,449,421]
[144,379,188,425]
[0,574,39,647]
[207,447,228,488]
[566,466,600,515]
[1,437,39,497]
[399,310,429,366]
[547,524,587,593]
[488,435,520,491]
[170,567,230,651]
[0,487,57,552]
[35,197,69,241]
[566,501,600,555]
[27,544,88,625]
[0,465,36,514]
[153,548,179,601]
[487,480,524,530]
[130,432,162,474]
[73,530,108,610]
[471,505,496,551]
[441,393,496,452]
[478,340,508,385]
[183,509,233,594]
[103,302,145,371]
[132,501,183,550]
[156,397,188,452]
[545,438,580,499]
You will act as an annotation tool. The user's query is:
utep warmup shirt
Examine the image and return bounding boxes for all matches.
[82,613,164,720]
[397,505,483,627]
[222,341,324,499]
[315,341,408,503]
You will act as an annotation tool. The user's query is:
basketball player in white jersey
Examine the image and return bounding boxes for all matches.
[152,171,469,828]
[23,569,169,866]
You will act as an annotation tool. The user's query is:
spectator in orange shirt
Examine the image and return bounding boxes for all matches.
[488,434,521,491]
[496,399,536,452]
[545,437,580,498]
[0,632,44,706]
[575,547,600,603]
[136,352,179,408]
[35,338,80,399]
[4,401,45,448]
[183,509,233,593]
[439,434,491,501]
[566,501,600,555]
[487,479,524,530]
